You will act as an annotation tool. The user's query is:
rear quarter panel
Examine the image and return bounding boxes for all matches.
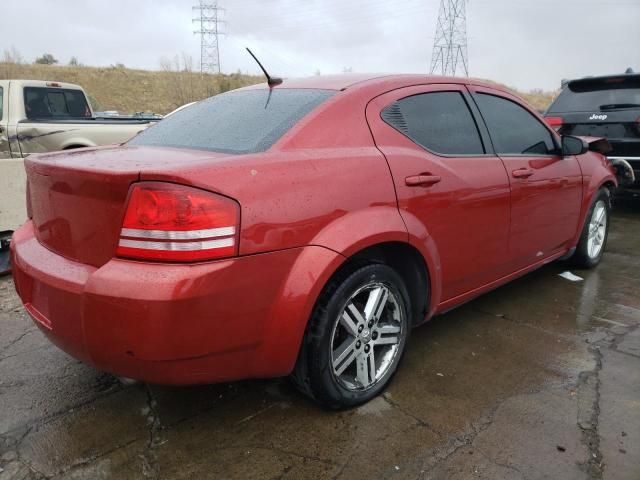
[141,147,401,257]
[139,88,403,258]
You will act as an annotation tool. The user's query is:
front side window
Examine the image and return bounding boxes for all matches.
[381,92,485,155]
[475,93,557,156]
[24,87,91,119]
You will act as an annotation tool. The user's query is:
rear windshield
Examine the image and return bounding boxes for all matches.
[130,89,335,155]
[548,76,640,113]
[24,87,91,119]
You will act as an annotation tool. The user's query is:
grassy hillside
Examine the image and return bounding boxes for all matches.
[0,62,557,115]
[510,89,557,112]
[0,63,263,115]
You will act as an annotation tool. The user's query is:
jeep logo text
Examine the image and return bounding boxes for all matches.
[589,114,608,121]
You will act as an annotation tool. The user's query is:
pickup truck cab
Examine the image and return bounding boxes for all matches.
[0,80,158,268]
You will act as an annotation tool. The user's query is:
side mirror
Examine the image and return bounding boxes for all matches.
[561,135,588,156]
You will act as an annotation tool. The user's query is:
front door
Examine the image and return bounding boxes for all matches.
[469,87,583,271]
[366,84,511,302]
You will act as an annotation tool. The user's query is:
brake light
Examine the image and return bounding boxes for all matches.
[116,182,239,262]
[545,116,564,131]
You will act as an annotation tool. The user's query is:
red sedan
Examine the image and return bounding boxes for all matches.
[11,75,616,408]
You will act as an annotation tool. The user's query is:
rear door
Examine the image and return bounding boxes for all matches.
[470,86,583,271]
[366,84,511,301]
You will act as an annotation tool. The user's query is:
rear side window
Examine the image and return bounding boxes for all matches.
[475,93,556,156]
[24,87,91,119]
[382,92,485,155]
[548,76,640,113]
[130,89,334,155]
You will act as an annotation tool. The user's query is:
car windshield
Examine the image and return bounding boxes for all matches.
[547,76,640,113]
[130,88,335,155]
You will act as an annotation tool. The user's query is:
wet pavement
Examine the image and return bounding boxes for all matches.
[1,199,639,480]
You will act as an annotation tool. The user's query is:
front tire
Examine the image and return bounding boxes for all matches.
[292,264,411,409]
[572,187,611,268]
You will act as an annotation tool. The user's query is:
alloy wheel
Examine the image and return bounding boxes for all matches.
[587,200,607,259]
[330,282,405,391]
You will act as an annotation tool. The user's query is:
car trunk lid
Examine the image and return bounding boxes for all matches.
[25,145,232,267]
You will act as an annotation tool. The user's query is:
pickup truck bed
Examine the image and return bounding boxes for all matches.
[1,79,158,235]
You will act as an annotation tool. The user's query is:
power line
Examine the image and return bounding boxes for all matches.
[193,0,225,74]
[430,0,469,77]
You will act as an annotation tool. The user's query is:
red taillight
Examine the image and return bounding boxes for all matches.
[116,182,239,262]
[545,116,564,131]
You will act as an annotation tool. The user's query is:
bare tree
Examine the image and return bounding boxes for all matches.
[3,46,23,64]
[0,46,24,79]
[160,53,217,108]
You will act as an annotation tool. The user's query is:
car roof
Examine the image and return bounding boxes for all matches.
[237,73,510,94]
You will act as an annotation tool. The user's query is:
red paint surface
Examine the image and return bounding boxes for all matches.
[12,75,617,384]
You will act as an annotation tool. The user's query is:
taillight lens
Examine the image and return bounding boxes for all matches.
[545,116,564,131]
[116,182,239,262]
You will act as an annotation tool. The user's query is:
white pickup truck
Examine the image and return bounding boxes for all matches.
[0,80,159,271]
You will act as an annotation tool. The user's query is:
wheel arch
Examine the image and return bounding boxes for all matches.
[572,176,616,247]
[61,140,94,150]
[252,207,441,377]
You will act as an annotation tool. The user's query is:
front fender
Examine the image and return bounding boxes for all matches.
[572,152,617,246]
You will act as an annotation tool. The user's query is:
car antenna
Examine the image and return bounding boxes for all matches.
[246,47,282,87]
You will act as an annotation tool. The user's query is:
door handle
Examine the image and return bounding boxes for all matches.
[512,168,534,179]
[405,174,441,187]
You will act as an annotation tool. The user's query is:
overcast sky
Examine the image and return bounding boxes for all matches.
[2,0,639,91]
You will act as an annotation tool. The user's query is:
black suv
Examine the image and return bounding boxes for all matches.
[545,70,640,190]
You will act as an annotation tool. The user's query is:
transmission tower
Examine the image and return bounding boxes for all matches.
[429,0,469,77]
[193,0,225,74]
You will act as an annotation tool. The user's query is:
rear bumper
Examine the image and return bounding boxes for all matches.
[11,221,342,385]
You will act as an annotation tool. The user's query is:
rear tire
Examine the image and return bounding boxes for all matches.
[572,187,611,268]
[292,264,411,409]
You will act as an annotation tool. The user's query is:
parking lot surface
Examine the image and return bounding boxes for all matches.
[1,200,639,480]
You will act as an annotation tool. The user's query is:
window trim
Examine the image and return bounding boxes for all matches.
[0,86,3,122]
[379,89,491,158]
[469,91,561,158]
